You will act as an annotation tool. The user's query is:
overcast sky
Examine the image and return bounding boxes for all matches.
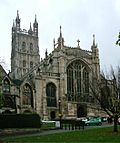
[0,0,120,72]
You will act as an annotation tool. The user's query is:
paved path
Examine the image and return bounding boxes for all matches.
[1,122,113,140]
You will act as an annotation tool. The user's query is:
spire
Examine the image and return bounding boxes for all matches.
[28,22,33,35]
[34,14,37,23]
[16,10,20,23]
[93,34,95,46]
[13,20,15,27]
[15,10,20,31]
[60,25,62,38]
[57,25,64,48]
[34,14,38,26]
[33,14,38,37]
[45,49,48,59]
[91,34,97,49]
[12,20,16,32]
[17,10,19,19]
[91,34,99,58]
[53,38,55,49]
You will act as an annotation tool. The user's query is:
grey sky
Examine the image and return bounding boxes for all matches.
[0,0,120,72]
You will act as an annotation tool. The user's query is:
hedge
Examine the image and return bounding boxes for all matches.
[0,114,41,129]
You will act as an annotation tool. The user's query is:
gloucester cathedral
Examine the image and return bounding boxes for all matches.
[0,11,106,119]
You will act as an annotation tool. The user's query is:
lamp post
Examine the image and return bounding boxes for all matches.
[58,99,62,129]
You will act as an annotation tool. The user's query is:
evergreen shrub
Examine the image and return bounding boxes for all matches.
[0,114,41,129]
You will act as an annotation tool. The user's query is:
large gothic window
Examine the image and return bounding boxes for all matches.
[67,60,89,102]
[2,78,16,109]
[22,83,33,107]
[46,83,56,107]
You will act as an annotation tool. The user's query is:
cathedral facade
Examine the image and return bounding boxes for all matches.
[0,11,105,119]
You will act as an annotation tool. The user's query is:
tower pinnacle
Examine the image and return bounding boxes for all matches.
[28,23,33,35]
[93,34,95,46]
[91,34,97,49]
[15,10,20,31]
[57,25,64,48]
[33,14,38,37]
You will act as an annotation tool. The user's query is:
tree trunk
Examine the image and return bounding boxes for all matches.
[113,115,118,132]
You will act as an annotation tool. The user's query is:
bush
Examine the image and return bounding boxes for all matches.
[0,114,41,129]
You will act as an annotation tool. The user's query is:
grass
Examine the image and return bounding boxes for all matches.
[3,126,120,143]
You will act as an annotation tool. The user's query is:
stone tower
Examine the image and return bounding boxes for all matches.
[11,11,40,79]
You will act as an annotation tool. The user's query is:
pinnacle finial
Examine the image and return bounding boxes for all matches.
[34,14,37,23]
[57,25,64,48]
[28,22,33,35]
[93,34,95,46]
[17,10,19,16]
[77,39,80,47]
[16,10,20,20]
[30,22,32,28]
[16,10,20,29]
[60,25,61,31]
[45,49,48,58]
[60,25,62,37]
[13,20,15,27]
[53,38,55,49]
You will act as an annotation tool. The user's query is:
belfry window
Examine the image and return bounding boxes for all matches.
[22,83,33,107]
[22,42,26,52]
[67,60,89,102]
[46,83,56,107]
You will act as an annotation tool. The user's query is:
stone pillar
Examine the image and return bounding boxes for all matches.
[42,80,48,120]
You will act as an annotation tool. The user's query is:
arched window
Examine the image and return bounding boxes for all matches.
[3,78,10,93]
[30,61,33,68]
[30,43,33,53]
[83,67,89,102]
[22,83,33,107]
[23,60,26,67]
[46,83,56,107]
[67,60,89,102]
[22,42,26,52]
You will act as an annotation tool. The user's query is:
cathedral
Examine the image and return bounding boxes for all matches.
[0,11,106,119]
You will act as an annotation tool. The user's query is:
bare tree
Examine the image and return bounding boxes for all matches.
[90,67,120,132]
[116,32,120,46]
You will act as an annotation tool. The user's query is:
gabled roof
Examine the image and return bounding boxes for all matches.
[0,64,7,82]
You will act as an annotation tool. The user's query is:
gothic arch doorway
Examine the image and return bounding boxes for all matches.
[50,111,56,120]
[77,104,87,117]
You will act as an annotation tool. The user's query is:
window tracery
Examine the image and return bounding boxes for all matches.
[22,83,33,107]
[46,83,56,107]
[67,60,89,102]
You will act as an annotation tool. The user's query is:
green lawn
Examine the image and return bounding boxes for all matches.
[4,126,120,142]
